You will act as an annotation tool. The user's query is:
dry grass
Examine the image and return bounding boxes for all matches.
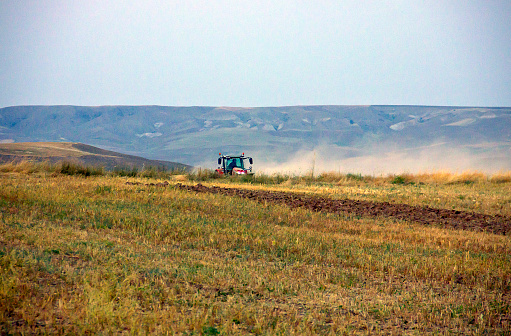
[490,172,511,184]
[392,171,489,185]
[1,169,510,334]
[316,170,509,186]
[172,174,189,182]
[0,160,53,174]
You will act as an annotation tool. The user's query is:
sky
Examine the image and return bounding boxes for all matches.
[1,0,510,108]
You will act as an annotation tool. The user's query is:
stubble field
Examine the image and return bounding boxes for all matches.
[1,166,510,334]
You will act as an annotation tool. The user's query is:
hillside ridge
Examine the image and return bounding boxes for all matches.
[0,141,191,171]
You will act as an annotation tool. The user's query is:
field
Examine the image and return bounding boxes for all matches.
[1,164,510,334]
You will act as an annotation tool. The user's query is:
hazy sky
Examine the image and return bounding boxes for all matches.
[1,0,510,108]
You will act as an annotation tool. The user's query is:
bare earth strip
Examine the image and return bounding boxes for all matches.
[175,183,511,235]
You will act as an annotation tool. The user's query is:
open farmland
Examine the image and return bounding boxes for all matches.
[1,168,510,334]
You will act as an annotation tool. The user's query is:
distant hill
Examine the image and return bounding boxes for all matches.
[0,105,510,173]
[0,142,192,171]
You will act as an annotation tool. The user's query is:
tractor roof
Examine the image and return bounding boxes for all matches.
[219,154,251,159]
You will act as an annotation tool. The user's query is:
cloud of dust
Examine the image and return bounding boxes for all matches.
[257,142,511,176]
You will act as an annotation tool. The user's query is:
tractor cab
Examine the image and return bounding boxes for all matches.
[215,153,254,175]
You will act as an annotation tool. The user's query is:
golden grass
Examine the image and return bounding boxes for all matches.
[490,172,511,184]
[172,174,189,182]
[0,160,52,174]
[394,171,489,185]
[310,170,511,185]
[0,170,510,334]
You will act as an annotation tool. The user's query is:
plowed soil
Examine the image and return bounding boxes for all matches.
[175,183,511,235]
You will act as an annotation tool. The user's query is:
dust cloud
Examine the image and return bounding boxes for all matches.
[257,143,511,176]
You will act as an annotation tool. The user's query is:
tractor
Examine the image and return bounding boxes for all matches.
[215,153,254,175]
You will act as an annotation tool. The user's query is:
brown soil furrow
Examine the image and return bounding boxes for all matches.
[174,183,511,235]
